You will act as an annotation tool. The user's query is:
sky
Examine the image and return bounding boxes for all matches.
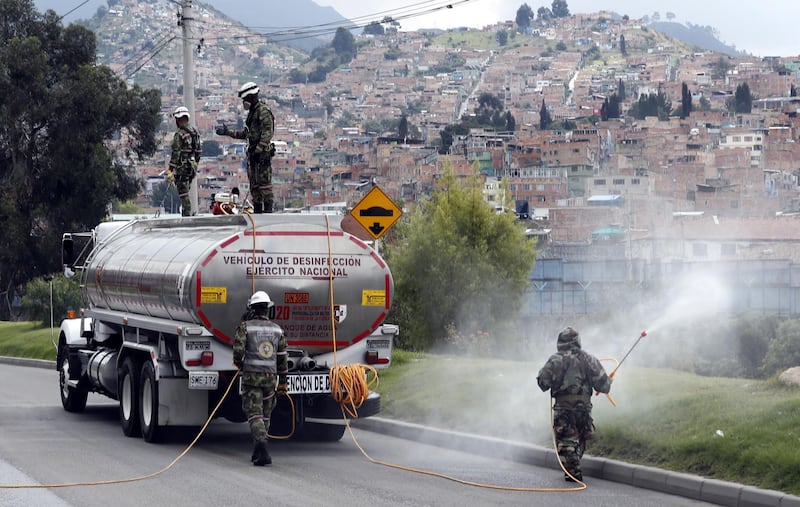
[35,0,800,57]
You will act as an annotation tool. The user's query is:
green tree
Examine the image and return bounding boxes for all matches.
[712,56,733,80]
[0,1,160,295]
[21,274,81,327]
[551,0,570,17]
[761,319,800,377]
[332,27,356,61]
[734,82,752,113]
[539,99,553,129]
[385,164,536,351]
[363,21,385,36]
[537,6,553,21]
[202,139,222,157]
[515,3,534,30]
[398,114,408,139]
[150,181,180,214]
[619,34,627,55]
[496,30,508,46]
[601,93,621,120]
[681,82,693,118]
[629,87,672,120]
[618,78,627,100]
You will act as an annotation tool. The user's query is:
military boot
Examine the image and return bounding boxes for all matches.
[252,441,271,466]
[253,202,263,214]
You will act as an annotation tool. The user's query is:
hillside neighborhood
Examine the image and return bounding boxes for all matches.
[86,0,800,269]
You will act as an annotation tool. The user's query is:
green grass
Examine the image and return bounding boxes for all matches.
[3,325,798,495]
[0,322,58,361]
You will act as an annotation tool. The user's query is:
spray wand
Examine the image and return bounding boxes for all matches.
[610,330,647,379]
[596,330,648,406]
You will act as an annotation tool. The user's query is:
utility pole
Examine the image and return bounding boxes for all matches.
[178,0,198,214]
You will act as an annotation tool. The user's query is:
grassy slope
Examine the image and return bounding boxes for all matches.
[2,323,798,495]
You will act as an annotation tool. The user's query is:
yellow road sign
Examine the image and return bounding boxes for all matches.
[350,186,403,240]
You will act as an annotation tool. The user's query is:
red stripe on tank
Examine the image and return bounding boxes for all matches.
[196,272,202,307]
[287,340,350,347]
[349,236,367,249]
[351,329,371,344]
[213,329,232,344]
[201,249,217,267]
[220,235,240,248]
[244,230,344,237]
[198,310,211,328]
[371,250,386,269]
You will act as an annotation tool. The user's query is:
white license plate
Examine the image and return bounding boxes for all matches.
[287,373,330,394]
[189,372,218,390]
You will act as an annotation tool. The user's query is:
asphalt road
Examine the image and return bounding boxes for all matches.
[0,363,772,506]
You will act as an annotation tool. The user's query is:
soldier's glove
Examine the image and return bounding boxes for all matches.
[277,383,288,396]
[268,142,276,157]
[215,124,229,136]
[166,170,175,183]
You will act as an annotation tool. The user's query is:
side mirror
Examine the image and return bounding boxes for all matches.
[62,233,74,267]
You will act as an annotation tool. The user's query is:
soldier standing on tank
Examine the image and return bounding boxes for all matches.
[168,106,201,216]
[215,82,275,213]
[232,291,288,466]
[537,327,612,482]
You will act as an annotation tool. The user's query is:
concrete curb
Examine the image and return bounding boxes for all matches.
[0,356,56,370]
[4,357,799,507]
[351,417,800,507]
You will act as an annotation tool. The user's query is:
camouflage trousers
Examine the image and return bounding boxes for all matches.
[242,379,278,444]
[552,404,595,477]
[247,155,273,212]
[175,176,194,216]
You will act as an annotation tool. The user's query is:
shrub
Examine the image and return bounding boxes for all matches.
[21,275,82,327]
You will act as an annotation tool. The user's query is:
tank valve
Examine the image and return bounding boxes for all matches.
[299,356,316,371]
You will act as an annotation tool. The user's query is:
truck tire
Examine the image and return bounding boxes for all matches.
[119,357,141,437]
[58,343,88,413]
[139,360,161,443]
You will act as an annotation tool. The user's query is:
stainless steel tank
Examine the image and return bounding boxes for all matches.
[82,214,393,352]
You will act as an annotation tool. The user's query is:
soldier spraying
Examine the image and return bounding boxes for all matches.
[168,106,201,216]
[216,82,276,213]
[537,327,612,483]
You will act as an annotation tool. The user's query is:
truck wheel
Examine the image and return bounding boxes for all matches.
[139,360,161,443]
[119,357,141,437]
[58,344,88,413]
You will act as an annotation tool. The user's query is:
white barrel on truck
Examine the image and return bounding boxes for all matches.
[58,213,397,442]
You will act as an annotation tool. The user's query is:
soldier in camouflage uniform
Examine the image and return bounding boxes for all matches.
[215,82,275,213]
[168,106,201,216]
[537,327,612,482]
[232,291,288,466]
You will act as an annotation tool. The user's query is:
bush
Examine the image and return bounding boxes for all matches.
[761,320,800,377]
[21,275,82,327]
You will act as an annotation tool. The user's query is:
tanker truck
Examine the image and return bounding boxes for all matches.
[57,213,397,442]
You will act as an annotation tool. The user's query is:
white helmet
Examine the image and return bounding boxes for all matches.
[237,81,260,99]
[248,290,274,308]
[173,106,190,119]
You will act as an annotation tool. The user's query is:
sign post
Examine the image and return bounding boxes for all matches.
[350,186,403,240]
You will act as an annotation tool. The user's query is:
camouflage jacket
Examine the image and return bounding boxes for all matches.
[228,101,274,155]
[537,343,611,405]
[169,125,201,177]
[233,315,288,387]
